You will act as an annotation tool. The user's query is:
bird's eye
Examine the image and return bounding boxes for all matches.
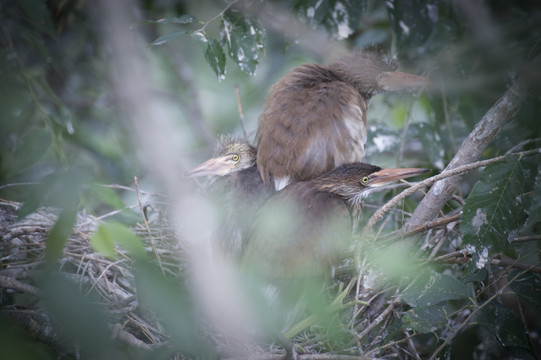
[232,154,239,162]
[361,176,369,184]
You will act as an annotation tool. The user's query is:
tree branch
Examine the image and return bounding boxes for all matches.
[365,148,540,230]
[404,72,531,231]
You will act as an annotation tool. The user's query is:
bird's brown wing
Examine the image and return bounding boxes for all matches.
[256,64,367,189]
[243,181,353,279]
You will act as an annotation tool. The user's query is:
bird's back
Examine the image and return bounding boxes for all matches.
[256,63,368,189]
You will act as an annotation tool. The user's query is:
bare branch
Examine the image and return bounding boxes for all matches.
[404,71,532,231]
[366,148,541,230]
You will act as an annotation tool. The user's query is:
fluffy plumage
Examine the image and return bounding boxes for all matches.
[243,163,429,279]
[186,136,271,257]
[256,51,427,190]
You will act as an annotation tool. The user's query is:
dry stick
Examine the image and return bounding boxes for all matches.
[225,355,378,360]
[491,254,541,274]
[405,329,422,360]
[101,183,166,197]
[407,213,461,238]
[365,148,541,230]
[298,355,377,360]
[134,176,165,274]
[78,204,140,227]
[85,258,127,297]
[0,275,40,296]
[356,297,400,341]
[365,332,418,357]
[505,137,541,155]
[234,83,249,141]
[428,232,448,260]
[376,212,461,244]
[428,263,541,360]
[0,182,39,190]
[513,235,541,243]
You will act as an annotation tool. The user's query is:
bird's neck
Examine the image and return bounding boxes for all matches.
[311,177,366,207]
[327,59,384,98]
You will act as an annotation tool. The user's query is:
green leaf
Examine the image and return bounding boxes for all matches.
[45,209,77,267]
[41,273,112,358]
[294,0,365,40]
[88,184,125,211]
[524,166,541,231]
[90,222,146,260]
[133,261,217,358]
[18,168,84,219]
[509,271,541,308]
[461,155,525,268]
[147,14,198,24]
[191,31,226,80]
[402,305,447,332]
[148,29,188,47]
[400,271,470,307]
[476,302,530,349]
[221,9,265,76]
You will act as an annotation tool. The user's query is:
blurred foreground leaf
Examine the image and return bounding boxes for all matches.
[45,209,77,266]
[41,273,114,358]
[134,261,217,358]
[0,316,54,360]
[91,221,146,260]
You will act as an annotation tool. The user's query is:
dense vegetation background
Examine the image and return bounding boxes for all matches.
[1,0,540,359]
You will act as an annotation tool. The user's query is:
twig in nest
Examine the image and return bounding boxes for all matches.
[134,176,164,274]
[356,297,400,341]
[101,184,166,197]
[0,275,40,296]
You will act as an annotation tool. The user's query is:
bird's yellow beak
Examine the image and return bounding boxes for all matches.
[377,71,429,92]
[185,156,235,178]
[367,167,430,187]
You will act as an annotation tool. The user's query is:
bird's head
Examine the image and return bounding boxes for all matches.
[330,51,428,98]
[186,135,257,178]
[313,162,430,205]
